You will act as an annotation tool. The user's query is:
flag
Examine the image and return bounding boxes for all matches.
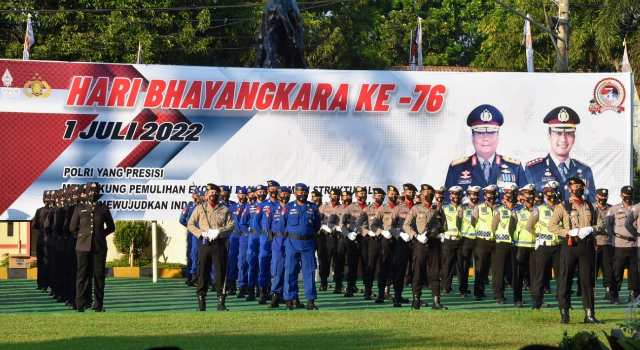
[136,41,143,64]
[416,17,423,71]
[409,30,416,71]
[622,39,631,73]
[23,14,35,61]
[523,14,534,72]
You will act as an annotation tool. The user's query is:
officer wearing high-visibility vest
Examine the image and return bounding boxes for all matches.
[441,186,463,295]
[527,181,562,309]
[357,187,386,300]
[403,184,448,310]
[473,184,500,301]
[490,183,518,304]
[278,183,322,310]
[513,183,537,308]
[369,185,400,303]
[548,177,604,324]
[458,185,480,297]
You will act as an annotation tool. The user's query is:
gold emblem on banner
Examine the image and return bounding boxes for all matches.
[557,108,569,122]
[480,109,492,122]
[24,73,51,98]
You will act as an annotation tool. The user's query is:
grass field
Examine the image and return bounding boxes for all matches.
[0,277,629,350]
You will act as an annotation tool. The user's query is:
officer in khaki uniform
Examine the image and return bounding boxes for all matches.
[473,184,500,301]
[389,184,418,307]
[441,186,463,295]
[187,183,235,312]
[357,188,386,300]
[341,186,369,297]
[458,185,481,297]
[513,184,538,308]
[490,183,518,304]
[316,188,341,291]
[332,190,351,294]
[609,186,639,304]
[370,185,400,303]
[528,181,562,309]
[548,177,603,324]
[403,184,448,310]
[593,188,613,300]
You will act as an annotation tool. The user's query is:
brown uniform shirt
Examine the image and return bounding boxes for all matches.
[606,203,635,248]
[357,203,380,236]
[389,201,413,239]
[594,202,612,245]
[187,202,234,239]
[548,198,604,238]
[370,203,395,236]
[319,202,342,231]
[402,203,446,240]
[342,203,367,235]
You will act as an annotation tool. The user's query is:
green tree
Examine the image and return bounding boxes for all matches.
[113,221,152,267]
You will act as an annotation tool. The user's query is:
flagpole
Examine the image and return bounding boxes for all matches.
[136,41,142,64]
[409,30,413,71]
[23,14,31,60]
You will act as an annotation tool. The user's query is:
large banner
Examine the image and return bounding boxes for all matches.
[0,59,633,220]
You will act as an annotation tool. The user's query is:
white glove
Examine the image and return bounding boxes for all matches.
[568,228,580,237]
[335,226,342,233]
[381,230,392,239]
[367,230,376,237]
[400,232,411,242]
[347,232,357,241]
[578,227,593,239]
[416,234,427,244]
[209,229,220,240]
[201,231,210,240]
[321,225,332,233]
[535,240,540,250]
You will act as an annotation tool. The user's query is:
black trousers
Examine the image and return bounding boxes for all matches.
[377,237,394,294]
[514,246,535,303]
[393,239,412,298]
[458,238,475,294]
[412,239,442,297]
[315,231,334,286]
[197,239,227,297]
[557,242,595,310]
[441,239,462,292]
[345,237,362,288]
[48,236,59,294]
[613,247,640,297]
[333,237,347,287]
[36,234,49,289]
[492,242,513,300]
[65,237,78,303]
[532,244,560,307]
[364,236,381,291]
[76,250,107,308]
[596,244,614,290]
[474,239,495,298]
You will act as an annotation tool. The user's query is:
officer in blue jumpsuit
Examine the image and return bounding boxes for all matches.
[279,183,322,310]
[239,186,263,300]
[265,186,290,308]
[227,187,246,295]
[218,185,238,294]
[524,106,596,203]
[236,187,256,298]
[257,180,280,304]
[445,104,527,199]
[179,189,203,286]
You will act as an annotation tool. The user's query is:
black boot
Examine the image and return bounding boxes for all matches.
[188,277,197,287]
[385,286,393,300]
[611,294,621,305]
[246,286,256,301]
[197,296,206,312]
[411,295,421,310]
[217,295,229,311]
[333,281,343,294]
[604,287,611,300]
[375,289,385,304]
[307,299,318,310]
[185,274,192,285]
[583,309,602,324]
[344,284,355,297]
[295,295,305,308]
[560,308,570,324]
[319,280,328,291]
[285,300,294,310]
[393,296,402,307]
[268,293,280,308]
[237,287,246,298]
[364,289,373,300]
[432,296,448,310]
[629,291,637,303]
[258,287,267,304]
[228,280,237,295]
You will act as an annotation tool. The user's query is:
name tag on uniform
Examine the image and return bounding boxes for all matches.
[81,210,87,212]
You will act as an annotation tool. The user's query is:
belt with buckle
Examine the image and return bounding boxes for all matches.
[286,232,314,241]
[249,228,260,235]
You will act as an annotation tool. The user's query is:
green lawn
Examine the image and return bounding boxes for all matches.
[0,278,629,350]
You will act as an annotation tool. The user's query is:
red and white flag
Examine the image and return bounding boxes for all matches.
[23,14,35,60]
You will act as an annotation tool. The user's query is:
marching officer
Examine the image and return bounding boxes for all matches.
[187,183,235,312]
[316,188,341,291]
[358,188,386,300]
[370,185,400,303]
[403,184,448,310]
[513,184,538,308]
[593,189,613,301]
[445,104,527,199]
[524,106,596,203]
[490,183,518,304]
[473,184,500,301]
[458,185,480,297]
[278,183,322,310]
[441,186,463,295]
[390,184,417,307]
[69,182,115,312]
[179,189,201,286]
[548,177,603,324]
[609,186,639,304]
[341,186,368,297]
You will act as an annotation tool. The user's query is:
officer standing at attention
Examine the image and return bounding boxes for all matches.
[390,184,418,307]
[257,180,280,304]
[609,186,639,304]
[458,186,481,297]
[357,188,386,300]
[341,186,368,297]
[187,183,235,312]
[236,187,255,298]
[490,183,518,305]
[69,182,115,313]
[239,185,266,301]
[473,184,500,301]
[548,177,603,324]
[445,104,527,197]
[32,191,52,293]
[332,190,351,294]
[513,184,538,308]
[316,188,340,291]
[593,189,613,301]
[403,184,448,310]
[180,189,201,286]
[441,186,464,295]
[266,186,291,308]
[370,185,400,303]
[279,183,322,310]
[218,185,238,294]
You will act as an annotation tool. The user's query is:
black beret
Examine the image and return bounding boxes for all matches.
[355,186,367,193]
[621,186,634,195]
[387,185,399,194]
[206,183,220,192]
[403,183,417,192]
[342,190,353,196]
[420,184,434,191]
[372,188,385,195]
[567,177,585,186]
[595,188,608,196]
[330,188,341,196]
[311,190,322,197]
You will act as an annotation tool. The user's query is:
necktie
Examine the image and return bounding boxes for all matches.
[559,163,567,182]
[483,160,491,183]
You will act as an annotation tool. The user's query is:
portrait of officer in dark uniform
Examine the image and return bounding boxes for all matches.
[524,106,596,203]
[445,104,526,198]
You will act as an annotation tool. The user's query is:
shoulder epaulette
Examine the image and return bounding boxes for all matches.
[526,157,544,167]
[451,156,469,166]
[502,155,520,165]
[573,158,590,166]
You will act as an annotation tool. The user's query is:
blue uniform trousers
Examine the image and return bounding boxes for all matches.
[284,238,317,301]
[227,234,240,281]
[270,235,286,294]
[237,234,249,288]
[189,234,200,275]
[258,233,273,288]
[186,232,194,274]
[247,232,261,286]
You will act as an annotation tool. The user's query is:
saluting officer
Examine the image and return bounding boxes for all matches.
[370,185,400,303]
[473,185,500,301]
[278,183,322,310]
[445,104,526,199]
[390,184,418,307]
[548,178,603,324]
[513,184,538,308]
[69,182,115,313]
[403,184,448,310]
[441,186,464,295]
[609,186,639,304]
[357,188,386,300]
[458,185,481,297]
[593,188,614,301]
[187,183,235,312]
[524,106,596,203]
